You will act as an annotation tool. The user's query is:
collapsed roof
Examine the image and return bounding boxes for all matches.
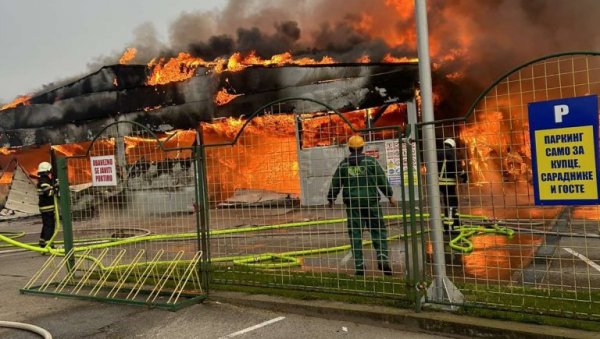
[0,63,419,147]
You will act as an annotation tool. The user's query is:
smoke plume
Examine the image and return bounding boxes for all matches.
[23,0,600,117]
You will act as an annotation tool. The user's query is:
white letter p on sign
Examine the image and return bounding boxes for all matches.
[554,105,569,123]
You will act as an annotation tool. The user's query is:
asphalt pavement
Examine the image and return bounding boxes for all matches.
[1,250,598,338]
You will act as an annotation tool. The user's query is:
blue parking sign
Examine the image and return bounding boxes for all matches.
[528,95,600,205]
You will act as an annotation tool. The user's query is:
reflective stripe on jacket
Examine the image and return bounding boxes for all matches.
[37,174,56,212]
[437,147,458,186]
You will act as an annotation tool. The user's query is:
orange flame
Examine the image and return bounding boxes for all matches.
[356,55,371,63]
[1,95,32,111]
[214,88,243,106]
[145,51,344,86]
[118,48,137,65]
[147,52,208,86]
[382,53,418,63]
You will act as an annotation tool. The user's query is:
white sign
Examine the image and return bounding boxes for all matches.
[91,155,117,186]
[385,140,417,186]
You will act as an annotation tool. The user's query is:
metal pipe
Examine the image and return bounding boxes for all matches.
[414,0,461,304]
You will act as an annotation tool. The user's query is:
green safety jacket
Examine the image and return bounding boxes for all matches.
[327,153,394,206]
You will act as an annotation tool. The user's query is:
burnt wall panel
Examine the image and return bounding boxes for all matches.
[0,63,417,147]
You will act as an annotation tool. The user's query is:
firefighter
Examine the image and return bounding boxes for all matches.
[37,161,56,248]
[327,135,396,276]
[437,138,465,232]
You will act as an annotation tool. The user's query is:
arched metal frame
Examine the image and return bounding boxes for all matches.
[69,120,196,159]
[204,97,359,148]
[465,51,600,119]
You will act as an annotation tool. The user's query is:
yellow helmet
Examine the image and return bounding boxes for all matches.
[348,135,365,149]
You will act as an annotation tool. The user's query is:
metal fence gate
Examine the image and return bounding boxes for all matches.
[416,52,600,321]
[200,98,423,304]
[22,121,208,310]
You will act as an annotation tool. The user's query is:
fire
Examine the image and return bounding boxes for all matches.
[460,112,507,184]
[0,104,406,202]
[146,52,208,86]
[356,55,371,63]
[1,95,32,111]
[124,130,195,164]
[200,105,406,201]
[145,50,345,86]
[53,141,114,184]
[143,48,420,87]
[118,48,137,65]
[461,234,542,280]
[50,132,196,185]
[214,88,243,106]
[0,145,50,179]
[202,115,299,200]
[382,53,418,63]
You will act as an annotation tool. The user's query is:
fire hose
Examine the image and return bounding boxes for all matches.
[0,211,517,270]
[0,321,52,339]
[449,224,515,253]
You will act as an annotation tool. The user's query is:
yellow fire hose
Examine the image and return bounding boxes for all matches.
[449,224,515,253]
[0,208,515,271]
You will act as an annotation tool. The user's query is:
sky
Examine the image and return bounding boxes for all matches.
[0,0,228,103]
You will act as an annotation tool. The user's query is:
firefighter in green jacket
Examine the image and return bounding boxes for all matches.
[37,162,56,248]
[327,135,396,276]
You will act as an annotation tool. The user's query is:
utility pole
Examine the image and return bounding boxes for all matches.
[414,0,463,306]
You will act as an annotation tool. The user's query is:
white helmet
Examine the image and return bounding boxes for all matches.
[443,138,456,148]
[38,162,52,173]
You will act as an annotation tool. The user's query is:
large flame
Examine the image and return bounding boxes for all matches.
[200,105,406,201]
[147,52,209,85]
[146,50,416,86]
[202,115,298,201]
[1,95,32,111]
[1,103,404,204]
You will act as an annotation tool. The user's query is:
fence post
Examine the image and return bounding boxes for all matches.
[195,128,211,294]
[404,134,424,311]
[415,0,463,305]
[56,156,75,270]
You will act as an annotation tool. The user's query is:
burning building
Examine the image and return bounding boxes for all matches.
[0,52,420,215]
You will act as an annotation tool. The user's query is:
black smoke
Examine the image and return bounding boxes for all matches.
[12,0,600,118]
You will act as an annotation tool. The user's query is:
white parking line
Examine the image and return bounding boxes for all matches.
[219,316,286,338]
[563,247,600,273]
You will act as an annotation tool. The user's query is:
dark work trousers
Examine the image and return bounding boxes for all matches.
[440,184,459,229]
[345,203,389,273]
[40,211,56,242]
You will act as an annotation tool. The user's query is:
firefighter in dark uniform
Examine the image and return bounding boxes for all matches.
[37,161,56,248]
[327,135,396,276]
[437,138,465,232]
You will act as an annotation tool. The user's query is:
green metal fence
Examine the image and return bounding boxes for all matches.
[22,121,208,309]
[416,52,600,321]
[17,53,600,323]
[200,98,422,304]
